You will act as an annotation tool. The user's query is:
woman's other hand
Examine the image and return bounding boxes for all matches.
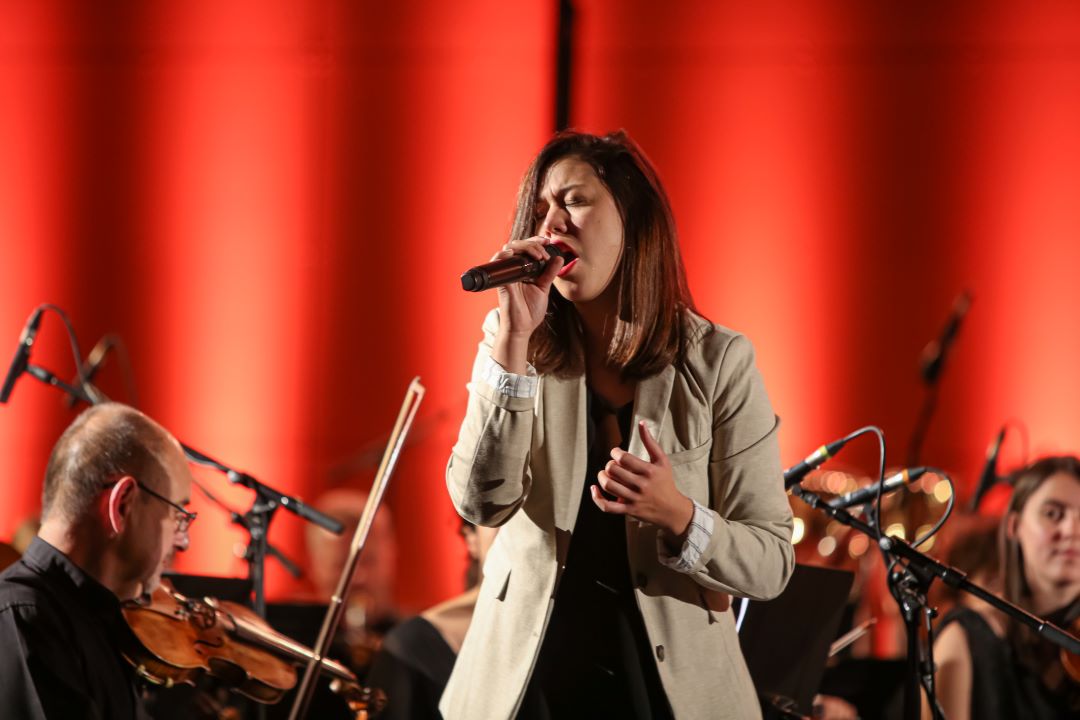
[592,421,695,541]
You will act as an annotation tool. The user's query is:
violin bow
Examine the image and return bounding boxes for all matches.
[288,377,426,720]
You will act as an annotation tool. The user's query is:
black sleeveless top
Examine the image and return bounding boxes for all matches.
[938,607,1076,719]
[517,390,673,719]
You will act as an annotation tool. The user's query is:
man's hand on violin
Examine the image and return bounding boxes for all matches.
[591,421,695,543]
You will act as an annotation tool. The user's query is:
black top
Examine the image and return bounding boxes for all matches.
[938,606,1076,720]
[0,537,150,720]
[518,391,673,719]
[365,615,457,720]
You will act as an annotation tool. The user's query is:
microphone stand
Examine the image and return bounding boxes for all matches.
[19,362,341,620]
[791,484,1080,720]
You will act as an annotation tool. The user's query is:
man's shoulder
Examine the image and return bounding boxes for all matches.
[0,563,60,615]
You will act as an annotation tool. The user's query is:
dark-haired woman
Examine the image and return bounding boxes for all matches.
[930,456,1080,719]
[441,131,794,719]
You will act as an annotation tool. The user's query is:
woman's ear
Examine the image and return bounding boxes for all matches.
[1005,511,1019,540]
[106,476,138,537]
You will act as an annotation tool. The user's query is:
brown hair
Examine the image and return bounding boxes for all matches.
[1000,456,1080,705]
[41,403,170,523]
[509,130,703,380]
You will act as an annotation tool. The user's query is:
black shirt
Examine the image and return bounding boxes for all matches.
[518,391,673,719]
[938,606,1078,720]
[0,537,149,720]
[365,615,457,720]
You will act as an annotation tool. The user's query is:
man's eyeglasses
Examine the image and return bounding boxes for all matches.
[104,479,197,533]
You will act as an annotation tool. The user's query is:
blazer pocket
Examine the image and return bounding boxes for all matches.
[698,587,731,624]
[667,440,710,467]
[668,441,711,500]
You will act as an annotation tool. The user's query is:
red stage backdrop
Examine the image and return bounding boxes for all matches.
[3,1,1080,623]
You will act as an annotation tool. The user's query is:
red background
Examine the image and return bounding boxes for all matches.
[3,1,1080,622]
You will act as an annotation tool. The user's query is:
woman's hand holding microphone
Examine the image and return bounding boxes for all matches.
[491,238,564,374]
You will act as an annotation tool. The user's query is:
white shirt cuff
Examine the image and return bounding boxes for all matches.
[477,353,538,399]
[657,499,714,573]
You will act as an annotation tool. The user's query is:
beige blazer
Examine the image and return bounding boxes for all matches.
[440,309,795,720]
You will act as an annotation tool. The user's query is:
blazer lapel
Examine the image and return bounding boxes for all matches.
[629,364,676,460]
[543,372,588,531]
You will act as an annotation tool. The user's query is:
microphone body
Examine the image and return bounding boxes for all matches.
[970,427,1006,511]
[920,291,972,385]
[461,245,576,292]
[0,308,45,404]
[784,438,849,489]
[828,467,929,509]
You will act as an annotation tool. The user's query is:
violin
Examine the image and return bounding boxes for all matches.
[1063,615,1080,684]
[120,583,386,718]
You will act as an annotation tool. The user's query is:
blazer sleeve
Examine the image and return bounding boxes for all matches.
[446,309,535,527]
[688,332,795,601]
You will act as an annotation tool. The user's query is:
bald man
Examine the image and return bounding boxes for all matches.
[0,403,195,719]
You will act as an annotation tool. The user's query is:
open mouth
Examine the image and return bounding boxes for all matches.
[547,240,578,276]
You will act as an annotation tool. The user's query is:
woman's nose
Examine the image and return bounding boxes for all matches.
[1061,508,1080,538]
[538,205,568,236]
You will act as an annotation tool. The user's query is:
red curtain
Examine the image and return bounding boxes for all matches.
[3,1,1080,617]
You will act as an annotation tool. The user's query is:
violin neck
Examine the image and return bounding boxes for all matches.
[228,612,355,682]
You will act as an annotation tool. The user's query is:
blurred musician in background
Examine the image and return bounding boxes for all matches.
[299,488,399,674]
[0,403,194,719]
[930,456,1080,719]
[366,520,498,719]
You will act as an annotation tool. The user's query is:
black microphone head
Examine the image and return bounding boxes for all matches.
[0,352,23,404]
[544,243,577,263]
[461,270,480,292]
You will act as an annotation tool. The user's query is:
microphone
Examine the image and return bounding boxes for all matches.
[0,307,45,404]
[460,244,576,292]
[784,437,849,489]
[827,467,929,509]
[920,291,972,385]
[969,426,1006,511]
[66,335,112,408]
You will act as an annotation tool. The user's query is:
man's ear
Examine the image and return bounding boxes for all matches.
[106,476,138,537]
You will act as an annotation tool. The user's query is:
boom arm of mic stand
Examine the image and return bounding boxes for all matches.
[169,436,344,535]
[26,364,104,405]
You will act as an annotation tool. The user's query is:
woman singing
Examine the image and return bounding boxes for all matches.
[441,130,795,719]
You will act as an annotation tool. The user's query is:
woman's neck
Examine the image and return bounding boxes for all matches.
[1027,578,1080,617]
[573,285,637,405]
[575,297,615,353]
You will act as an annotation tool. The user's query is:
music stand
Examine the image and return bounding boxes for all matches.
[736,563,855,715]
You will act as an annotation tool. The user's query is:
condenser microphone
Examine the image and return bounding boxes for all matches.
[920,291,972,385]
[827,467,929,509]
[0,307,45,404]
[969,426,1006,511]
[784,437,850,488]
[460,244,576,292]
